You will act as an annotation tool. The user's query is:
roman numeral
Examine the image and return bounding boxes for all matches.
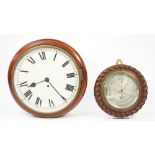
[62,61,69,68]
[67,73,75,78]
[39,51,46,60]
[53,53,57,61]
[20,81,28,87]
[20,70,29,73]
[49,99,55,108]
[24,90,33,100]
[35,97,42,107]
[27,57,36,64]
[65,84,75,92]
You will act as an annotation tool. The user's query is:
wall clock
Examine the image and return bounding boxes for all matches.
[8,39,87,118]
[94,59,148,118]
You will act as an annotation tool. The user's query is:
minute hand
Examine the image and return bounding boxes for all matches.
[48,80,67,102]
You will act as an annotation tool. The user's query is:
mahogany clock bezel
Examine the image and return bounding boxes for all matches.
[94,63,148,118]
[8,39,87,118]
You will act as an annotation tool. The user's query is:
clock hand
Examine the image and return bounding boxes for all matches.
[29,79,45,87]
[29,82,36,87]
[45,77,67,102]
[36,80,45,84]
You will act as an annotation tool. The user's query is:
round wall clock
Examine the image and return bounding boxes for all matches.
[8,39,87,118]
[94,59,148,118]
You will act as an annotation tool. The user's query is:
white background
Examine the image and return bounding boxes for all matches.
[1,1,155,155]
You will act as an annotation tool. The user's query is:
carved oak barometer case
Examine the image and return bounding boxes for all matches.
[94,59,148,118]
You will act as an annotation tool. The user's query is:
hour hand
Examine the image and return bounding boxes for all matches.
[29,79,45,87]
[29,82,36,87]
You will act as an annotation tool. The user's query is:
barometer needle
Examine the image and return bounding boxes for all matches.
[122,81,130,91]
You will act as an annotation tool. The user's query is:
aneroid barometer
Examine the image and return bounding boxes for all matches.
[94,59,148,118]
[8,39,87,118]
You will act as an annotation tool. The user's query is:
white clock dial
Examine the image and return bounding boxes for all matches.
[13,46,80,113]
[103,71,140,109]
